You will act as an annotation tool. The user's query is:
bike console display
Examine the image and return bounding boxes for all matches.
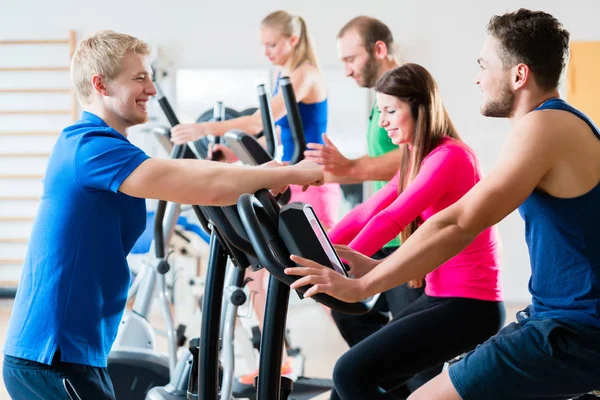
[238,190,374,315]
[278,203,348,277]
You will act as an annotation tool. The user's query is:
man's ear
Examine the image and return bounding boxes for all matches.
[91,74,109,96]
[512,63,530,91]
[372,40,389,60]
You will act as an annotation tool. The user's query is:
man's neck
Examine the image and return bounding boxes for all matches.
[509,89,560,126]
[376,57,401,82]
[84,104,128,136]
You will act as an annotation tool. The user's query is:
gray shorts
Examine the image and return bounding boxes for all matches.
[449,307,600,400]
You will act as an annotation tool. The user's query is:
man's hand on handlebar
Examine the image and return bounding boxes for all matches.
[257,160,290,196]
[290,159,325,191]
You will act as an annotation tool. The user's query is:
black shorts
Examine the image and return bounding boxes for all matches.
[449,307,600,400]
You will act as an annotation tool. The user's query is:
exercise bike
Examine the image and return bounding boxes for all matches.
[145,77,281,400]
[149,76,337,400]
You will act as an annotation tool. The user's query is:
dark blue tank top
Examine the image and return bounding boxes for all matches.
[273,72,328,162]
[518,98,600,327]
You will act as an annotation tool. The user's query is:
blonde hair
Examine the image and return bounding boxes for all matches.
[71,30,151,104]
[261,10,319,70]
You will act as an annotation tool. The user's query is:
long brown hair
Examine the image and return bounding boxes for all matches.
[375,63,460,288]
[261,10,319,70]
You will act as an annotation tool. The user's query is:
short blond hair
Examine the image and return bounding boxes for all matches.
[71,30,151,104]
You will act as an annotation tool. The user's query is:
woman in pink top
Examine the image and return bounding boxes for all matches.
[286,63,505,399]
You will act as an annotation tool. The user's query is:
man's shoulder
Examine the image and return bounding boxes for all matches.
[65,120,122,140]
[67,123,139,162]
[518,108,588,144]
[503,110,583,172]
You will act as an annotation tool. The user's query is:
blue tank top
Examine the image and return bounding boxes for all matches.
[272,72,328,162]
[518,98,600,328]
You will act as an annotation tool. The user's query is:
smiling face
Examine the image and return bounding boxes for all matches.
[102,52,156,128]
[475,35,515,118]
[376,92,415,145]
[337,29,380,88]
[260,25,296,67]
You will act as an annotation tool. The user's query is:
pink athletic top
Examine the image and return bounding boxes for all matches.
[329,138,502,301]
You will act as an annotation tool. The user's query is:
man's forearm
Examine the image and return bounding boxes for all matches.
[323,156,387,184]
[165,159,299,206]
[325,149,401,184]
[324,171,363,184]
[359,208,476,297]
[351,149,401,182]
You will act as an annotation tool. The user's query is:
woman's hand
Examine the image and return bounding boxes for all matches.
[285,255,367,302]
[334,245,381,278]
[170,123,207,144]
[207,143,239,163]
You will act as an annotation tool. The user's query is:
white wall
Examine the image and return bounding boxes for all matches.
[3,0,600,303]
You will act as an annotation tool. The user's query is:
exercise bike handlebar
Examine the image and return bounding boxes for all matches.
[258,83,292,204]
[155,83,181,139]
[280,76,306,165]
[203,206,256,256]
[237,191,376,315]
[152,142,187,260]
[213,101,225,121]
[153,80,207,258]
[209,102,225,161]
[257,84,277,158]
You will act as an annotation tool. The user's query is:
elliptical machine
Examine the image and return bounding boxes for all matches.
[142,79,241,400]
[205,77,347,400]
[224,77,376,400]
[149,76,339,400]
[228,77,339,400]
[236,189,377,400]
[145,77,287,400]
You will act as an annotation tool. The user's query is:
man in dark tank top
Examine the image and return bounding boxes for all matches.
[287,8,600,400]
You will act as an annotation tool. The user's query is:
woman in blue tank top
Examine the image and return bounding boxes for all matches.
[171,10,341,230]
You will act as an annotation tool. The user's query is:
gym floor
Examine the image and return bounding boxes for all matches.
[0,298,526,399]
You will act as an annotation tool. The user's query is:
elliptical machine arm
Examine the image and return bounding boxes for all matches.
[279,76,306,165]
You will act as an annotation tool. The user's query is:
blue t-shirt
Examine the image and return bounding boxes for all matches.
[3,111,150,367]
[519,98,600,328]
[272,72,328,162]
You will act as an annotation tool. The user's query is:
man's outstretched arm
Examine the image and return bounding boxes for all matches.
[120,158,323,206]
